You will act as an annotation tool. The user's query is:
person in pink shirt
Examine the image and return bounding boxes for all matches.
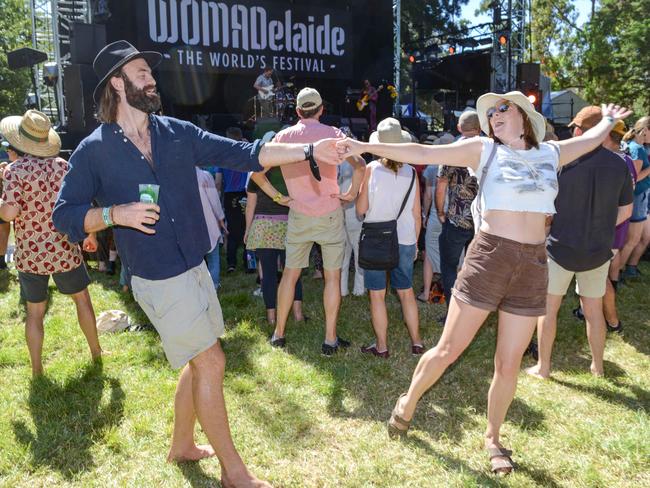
[271,88,365,355]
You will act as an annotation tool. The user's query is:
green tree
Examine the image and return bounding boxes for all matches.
[0,0,33,116]
[581,0,650,114]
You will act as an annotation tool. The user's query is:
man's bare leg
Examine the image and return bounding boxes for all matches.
[25,301,47,377]
[581,296,607,376]
[323,268,342,343]
[526,294,563,379]
[70,288,102,359]
[190,341,271,487]
[167,364,215,462]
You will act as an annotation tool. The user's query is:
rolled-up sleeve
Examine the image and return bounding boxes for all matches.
[52,146,98,243]
[190,124,264,172]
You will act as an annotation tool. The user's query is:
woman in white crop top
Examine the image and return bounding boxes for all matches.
[338,92,631,475]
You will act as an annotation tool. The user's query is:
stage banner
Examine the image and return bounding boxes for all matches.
[137,0,353,78]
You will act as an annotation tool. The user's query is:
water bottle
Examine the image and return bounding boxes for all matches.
[246,250,257,271]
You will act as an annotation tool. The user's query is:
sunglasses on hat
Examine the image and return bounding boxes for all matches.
[486,103,512,119]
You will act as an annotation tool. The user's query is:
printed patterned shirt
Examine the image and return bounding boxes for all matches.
[437,166,478,230]
[2,156,83,274]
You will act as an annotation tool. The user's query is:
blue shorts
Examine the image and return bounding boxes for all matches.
[364,244,416,291]
[631,189,649,223]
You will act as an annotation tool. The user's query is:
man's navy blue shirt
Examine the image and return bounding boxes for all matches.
[53,115,264,280]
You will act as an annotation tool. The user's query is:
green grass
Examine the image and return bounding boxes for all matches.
[0,256,649,487]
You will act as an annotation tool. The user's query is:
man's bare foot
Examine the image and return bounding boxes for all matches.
[167,444,216,463]
[590,364,604,377]
[525,364,550,380]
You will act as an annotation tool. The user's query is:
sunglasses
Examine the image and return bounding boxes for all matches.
[486,103,511,119]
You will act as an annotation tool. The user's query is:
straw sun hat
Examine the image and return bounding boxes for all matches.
[0,110,61,158]
[476,91,546,143]
[369,117,411,144]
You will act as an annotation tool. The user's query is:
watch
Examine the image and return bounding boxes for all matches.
[302,144,311,161]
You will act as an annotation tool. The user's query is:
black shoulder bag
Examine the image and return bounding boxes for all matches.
[358,168,416,270]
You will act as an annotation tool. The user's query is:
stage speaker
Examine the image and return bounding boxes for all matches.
[399,117,426,137]
[7,47,47,70]
[320,114,342,128]
[517,62,541,89]
[64,64,98,132]
[349,117,369,139]
[252,118,283,140]
[70,22,106,65]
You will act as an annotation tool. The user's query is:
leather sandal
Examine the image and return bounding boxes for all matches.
[487,447,515,475]
[387,393,411,439]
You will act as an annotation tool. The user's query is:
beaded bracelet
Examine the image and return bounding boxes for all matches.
[102,206,114,227]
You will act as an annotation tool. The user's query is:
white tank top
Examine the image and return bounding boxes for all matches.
[364,160,417,245]
[470,137,560,214]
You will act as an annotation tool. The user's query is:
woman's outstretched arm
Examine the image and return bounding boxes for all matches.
[338,137,483,171]
[554,104,632,166]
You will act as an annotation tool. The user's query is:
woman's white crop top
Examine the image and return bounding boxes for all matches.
[469,137,561,215]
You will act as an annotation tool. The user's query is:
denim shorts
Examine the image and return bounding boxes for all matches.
[631,189,649,223]
[364,244,416,291]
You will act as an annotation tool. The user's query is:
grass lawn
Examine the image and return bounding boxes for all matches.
[0,255,648,487]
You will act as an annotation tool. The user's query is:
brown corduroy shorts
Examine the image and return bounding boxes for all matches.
[452,231,548,317]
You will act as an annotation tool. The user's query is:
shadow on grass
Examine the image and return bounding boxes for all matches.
[553,360,649,413]
[12,360,125,479]
[177,461,223,488]
[406,435,561,488]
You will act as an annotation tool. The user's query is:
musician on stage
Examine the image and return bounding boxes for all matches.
[253,67,276,118]
[361,79,379,131]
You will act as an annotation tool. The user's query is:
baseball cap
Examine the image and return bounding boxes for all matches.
[568,106,602,130]
[297,87,322,110]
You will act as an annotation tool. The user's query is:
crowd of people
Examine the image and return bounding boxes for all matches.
[0,39,648,485]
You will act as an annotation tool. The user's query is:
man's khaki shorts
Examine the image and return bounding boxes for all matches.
[285,207,345,270]
[547,258,609,298]
[131,262,224,369]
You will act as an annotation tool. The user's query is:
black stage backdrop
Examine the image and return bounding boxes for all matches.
[104,0,394,122]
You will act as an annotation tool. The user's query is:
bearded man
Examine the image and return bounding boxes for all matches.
[53,41,342,488]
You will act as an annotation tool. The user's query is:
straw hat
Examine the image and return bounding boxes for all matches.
[369,117,411,144]
[476,91,546,143]
[0,110,61,158]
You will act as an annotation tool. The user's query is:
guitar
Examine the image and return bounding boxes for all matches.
[258,82,294,100]
[356,85,384,111]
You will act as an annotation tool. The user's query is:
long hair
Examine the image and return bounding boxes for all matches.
[623,116,650,142]
[96,73,121,124]
[488,104,539,149]
[381,158,402,173]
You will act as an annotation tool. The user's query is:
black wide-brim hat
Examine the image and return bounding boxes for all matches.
[93,40,162,103]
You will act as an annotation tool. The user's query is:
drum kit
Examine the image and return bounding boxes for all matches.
[251,82,297,122]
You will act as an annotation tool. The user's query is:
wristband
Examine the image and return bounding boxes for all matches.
[605,115,615,124]
[272,193,283,203]
[102,206,114,227]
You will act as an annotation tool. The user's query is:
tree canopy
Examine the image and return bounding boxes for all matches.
[0,0,33,117]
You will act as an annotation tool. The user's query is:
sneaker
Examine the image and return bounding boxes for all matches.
[411,344,425,355]
[227,266,235,273]
[252,286,262,297]
[360,344,389,358]
[623,266,641,279]
[606,322,623,334]
[321,336,351,356]
[572,306,585,321]
[269,335,286,348]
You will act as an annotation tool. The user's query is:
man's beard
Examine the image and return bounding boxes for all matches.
[121,73,161,113]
